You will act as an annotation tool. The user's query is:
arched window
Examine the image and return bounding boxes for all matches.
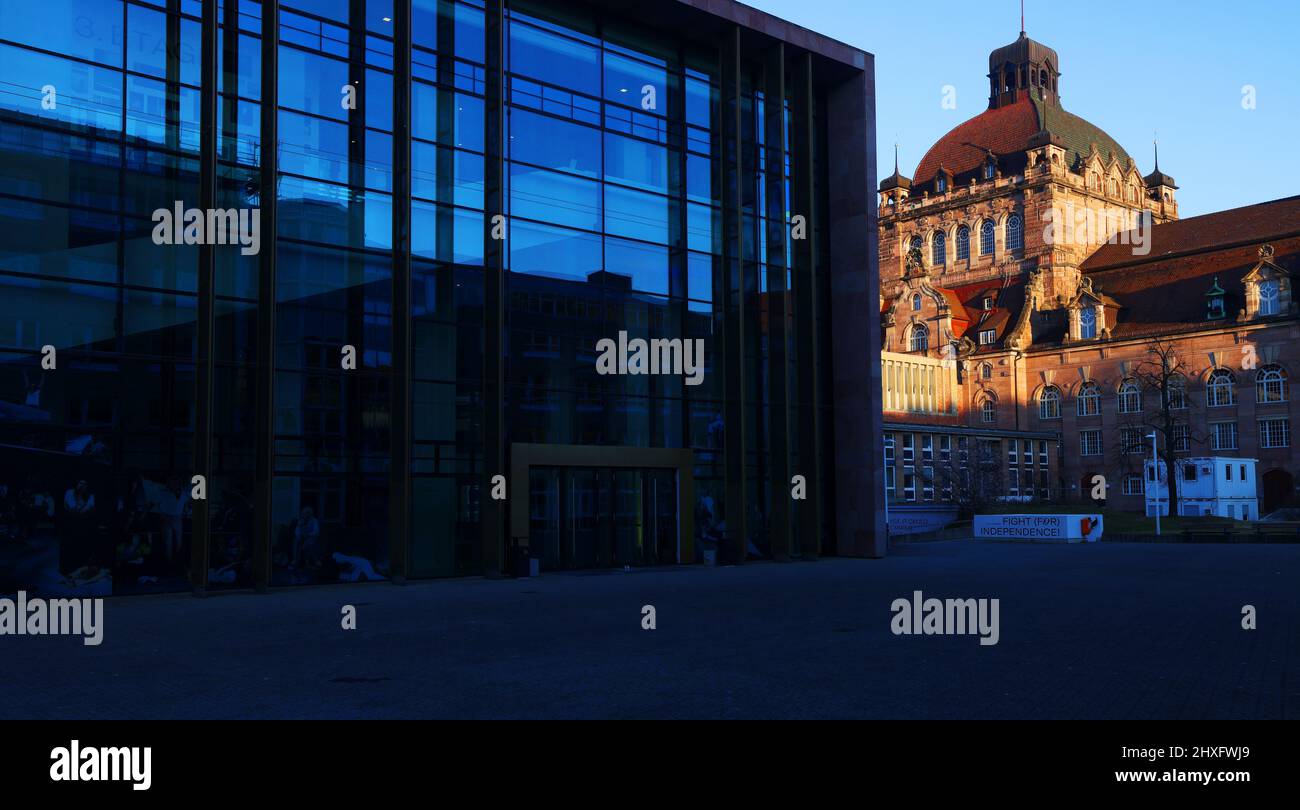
[1118,380,1142,414]
[909,323,929,352]
[1006,214,1023,251]
[981,396,997,423]
[909,235,923,258]
[1257,365,1288,403]
[1259,280,1280,316]
[979,220,995,255]
[1077,381,1100,416]
[1039,386,1062,420]
[980,362,992,380]
[1207,369,1235,407]
[1078,308,1097,339]
[932,232,946,265]
[912,293,922,311]
[956,226,970,261]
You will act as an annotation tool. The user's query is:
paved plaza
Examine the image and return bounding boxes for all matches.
[3,540,1297,719]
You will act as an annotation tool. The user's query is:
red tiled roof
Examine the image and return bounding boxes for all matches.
[1083,195,1300,273]
[914,96,1040,187]
[1056,197,1300,343]
[939,279,1026,348]
[1085,237,1300,341]
[913,92,1134,188]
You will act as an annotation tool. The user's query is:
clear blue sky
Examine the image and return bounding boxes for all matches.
[746,0,1300,218]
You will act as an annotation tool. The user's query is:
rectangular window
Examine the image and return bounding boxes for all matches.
[1007,441,1017,466]
[979,329,996,345]
[884,433,895,463]
[886,466,897,499]
[902,433,914,462]
[958,436,969,467]
[1225,464,1232,481]
[921,435,933,462]
[1007,467,1019,496]
[903,468,916,502]
[922,466,935,501]
[939,435,951,463]
[1123,476,1143,495]
[1173,424,1190,452]
[1038,440,1049,466]
[1260,418,1291,448]
[1080,430,1102,456]
[1240,464,1248,481]
[1169,383,1188,409]
[1120,427,1142,455]
[1211,422,1239,450]
[1022,441,1032,465]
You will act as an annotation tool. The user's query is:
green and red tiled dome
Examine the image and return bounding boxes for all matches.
[905,32,1136,191]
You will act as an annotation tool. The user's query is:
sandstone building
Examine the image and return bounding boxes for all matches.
[879,30,1299,519]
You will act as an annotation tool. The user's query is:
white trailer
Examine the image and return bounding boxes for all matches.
[1144,457,1259,520]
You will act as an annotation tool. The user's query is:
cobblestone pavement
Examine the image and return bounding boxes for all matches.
[3,540,1297,719]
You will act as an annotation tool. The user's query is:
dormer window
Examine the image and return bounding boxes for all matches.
[1206,277,1226,320]
[1078,308,1097,339]
[982,297,993,311]
[936,175,947,193]
[1259,280,1280,316]
[1244,245,1289,319]
[984,160,996,180]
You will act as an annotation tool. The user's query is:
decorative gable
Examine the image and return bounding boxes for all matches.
[1063,277,1105,342]
[1240,244,1292,320]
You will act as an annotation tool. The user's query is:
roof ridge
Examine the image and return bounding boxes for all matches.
[1085,228,1300,275]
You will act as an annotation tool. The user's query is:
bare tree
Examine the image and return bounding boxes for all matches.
[1130,338,1193,509]
[931,438,1005,519]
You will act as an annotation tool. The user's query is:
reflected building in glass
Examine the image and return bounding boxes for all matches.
[0,0,882,596]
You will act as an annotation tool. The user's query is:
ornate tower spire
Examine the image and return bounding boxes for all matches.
[988,30,1059,109]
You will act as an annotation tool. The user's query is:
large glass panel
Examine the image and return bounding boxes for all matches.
[509,164,600,231]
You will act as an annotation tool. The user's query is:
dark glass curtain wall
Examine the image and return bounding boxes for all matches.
[0,0,842,594]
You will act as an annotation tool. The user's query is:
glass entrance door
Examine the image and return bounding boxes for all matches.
[527,467,678,571]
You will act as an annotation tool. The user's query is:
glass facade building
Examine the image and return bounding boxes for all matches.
[0,0,882,596]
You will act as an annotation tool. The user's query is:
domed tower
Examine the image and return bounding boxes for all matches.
[879,29,1177,305]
